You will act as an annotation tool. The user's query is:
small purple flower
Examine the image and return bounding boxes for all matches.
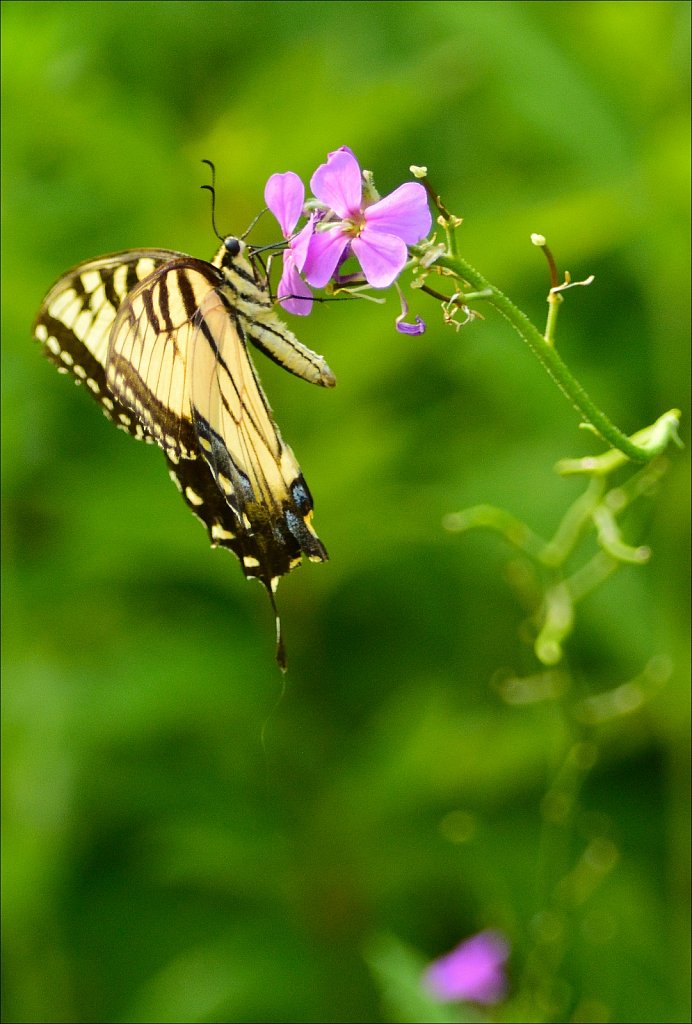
[396,315,426,336]
[303,148,432,290]
[264,171,314,316]
[423,930,510,1005]
[395,287,426,335]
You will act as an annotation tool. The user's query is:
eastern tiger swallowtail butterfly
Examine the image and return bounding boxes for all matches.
[33,231,336,669]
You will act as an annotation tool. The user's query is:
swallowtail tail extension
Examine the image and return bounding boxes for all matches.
[33,217,335,669]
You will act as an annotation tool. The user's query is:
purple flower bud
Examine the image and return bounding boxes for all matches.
[396,315,426,336]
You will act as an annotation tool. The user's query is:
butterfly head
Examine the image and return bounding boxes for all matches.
[223,236,243,258]
[213,235,253,275]
[217,235,243,265]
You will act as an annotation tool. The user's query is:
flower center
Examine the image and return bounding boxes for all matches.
[343,211,366,238]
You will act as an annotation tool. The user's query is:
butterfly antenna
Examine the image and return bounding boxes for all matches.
[201,159,225,242]
[241,207,269,241]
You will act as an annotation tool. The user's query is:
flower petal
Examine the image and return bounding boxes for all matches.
[329,145,357,161]
[310,149,363,219]
[351,228,407,288]
[277,252,313,316]
[423,931,510,1006]
[364,182,432,244]
[265,172,305,238]
[290,216,315,272]
[303,226,350,288]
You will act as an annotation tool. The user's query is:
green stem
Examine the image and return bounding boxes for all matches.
[423,251,680,463]
[543,292,562,347]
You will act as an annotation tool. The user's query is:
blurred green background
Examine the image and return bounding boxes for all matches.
[2,2,690,1022]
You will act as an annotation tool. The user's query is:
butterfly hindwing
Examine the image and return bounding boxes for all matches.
[107,259,328,588]
[166,452,320,581]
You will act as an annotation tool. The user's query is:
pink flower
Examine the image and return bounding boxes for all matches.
[264,171,314,316]
[422,930,510,1005]
[303,148,432,289]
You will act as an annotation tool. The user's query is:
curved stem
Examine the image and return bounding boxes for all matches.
[425,251,680,463]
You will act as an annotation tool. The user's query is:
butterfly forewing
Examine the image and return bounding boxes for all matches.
[33,249,180,441]
[33,239,331,618]
[107,258,219,459]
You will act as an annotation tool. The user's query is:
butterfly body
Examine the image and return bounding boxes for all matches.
[33,237,335,667]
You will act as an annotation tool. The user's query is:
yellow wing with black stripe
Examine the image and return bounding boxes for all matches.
[33,239,335,668]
